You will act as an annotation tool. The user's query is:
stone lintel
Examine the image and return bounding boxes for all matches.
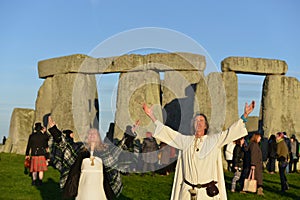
[221,57,288,75]
[38,52,206,78]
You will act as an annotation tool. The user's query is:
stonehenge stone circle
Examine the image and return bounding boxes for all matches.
[2,52,299,160]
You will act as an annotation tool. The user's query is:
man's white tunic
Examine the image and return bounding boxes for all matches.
[153,119,248,200]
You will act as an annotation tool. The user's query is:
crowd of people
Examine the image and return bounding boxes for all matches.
[23,100,300,199]
[24,117,177,199]
[115,123,177,176]
[228,131,299,196]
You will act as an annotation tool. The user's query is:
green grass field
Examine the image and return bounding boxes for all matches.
[0,153,299,200]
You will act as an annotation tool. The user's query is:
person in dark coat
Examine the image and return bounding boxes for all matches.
[276,132,290,193]
[267,134,277,174]
[49,126,84,189]
[231,137,245,192]
[2,136,6,145]
[25,122,50,186]
[118,120,140,173]
[289,134,299,173]
[48,116,123,199]
[248,133,264,196]
[142,131,159,175]
[159,142,172,176]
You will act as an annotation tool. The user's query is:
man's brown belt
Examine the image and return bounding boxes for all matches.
[184,179,219,198]
[184,179,217,189]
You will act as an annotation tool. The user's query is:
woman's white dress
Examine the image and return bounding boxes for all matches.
[76,152,107,200]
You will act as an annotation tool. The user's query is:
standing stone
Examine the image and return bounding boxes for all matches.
[262,75,300,137]
[114,70,162,139]
[222,72,239,129]
[245,116,259,134]
[50,73,98,141]
[162,71,202,135]
[35,77,53,126]
[3,108,35,154]
[194,75,211,125]
[206,72,227,133]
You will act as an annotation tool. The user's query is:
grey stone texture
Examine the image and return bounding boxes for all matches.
[245,116,259,133]
[194,75,211,126]
[162,70,203,135]
[35,77,53,125]
[38,53,206,78]
[114,70,162,139]
[262,75,300,137]
[51,73,98,141]
[206,73,227,133]
[221,57,288,75]
[222,72,238,130]
[33,73,98,142]
[3,108,35,154]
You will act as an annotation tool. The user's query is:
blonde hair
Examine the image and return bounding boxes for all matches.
[85,128,107,151]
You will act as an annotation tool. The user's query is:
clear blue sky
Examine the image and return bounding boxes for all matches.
[0,0,299,139]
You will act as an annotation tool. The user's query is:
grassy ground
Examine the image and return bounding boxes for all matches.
[0,153,299,200]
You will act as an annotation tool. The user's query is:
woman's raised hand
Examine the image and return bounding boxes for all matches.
[142,103,157,122]
[244,101,255,118]
[48,116,56,128]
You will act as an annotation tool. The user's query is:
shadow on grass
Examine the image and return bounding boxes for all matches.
[36,177,62,200]
[36,177,134,200]
[116,193,133,200]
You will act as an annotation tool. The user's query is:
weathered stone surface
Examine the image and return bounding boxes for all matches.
[245,116,259,133]
[206,73,227,132]
[194,75,211,126]
[114,70,162,139]
[194,72,228,133]
[48,73,98,142]
[161,71,203,135]
[35,77,52,125]
[38,52,206,78]
[262,75,300,137]
[221,57,287,75]
[222,72,239,130]
[2,108,35,154]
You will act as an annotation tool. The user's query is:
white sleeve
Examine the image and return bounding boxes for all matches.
[217,119,248,148]
[154,120,192,150]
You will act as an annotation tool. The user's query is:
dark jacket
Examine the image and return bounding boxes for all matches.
[232,144,244,170]
[63,149,116,200]
[25,131,49,156]
[268,139,277,159]
[248,141,263,186]
[48,125,84,189]
[142,137,159,163]
[249,142,263,168]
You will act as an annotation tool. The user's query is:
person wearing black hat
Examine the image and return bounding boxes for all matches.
[47,118,85,191]
[289,134,299,173]
[25,122,50,186]
[63,129,74,140]
[48,116,124,199]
